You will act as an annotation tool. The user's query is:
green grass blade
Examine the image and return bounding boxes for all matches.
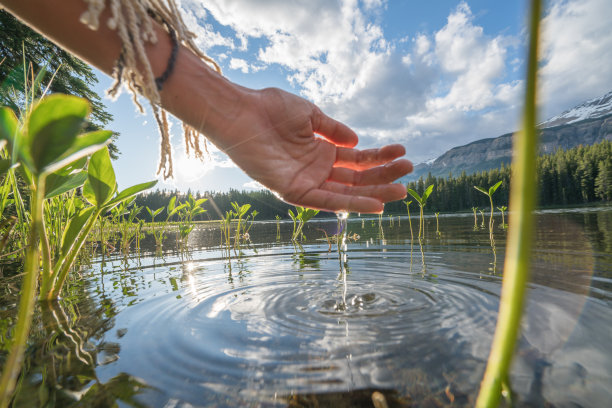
[476,0,542,406]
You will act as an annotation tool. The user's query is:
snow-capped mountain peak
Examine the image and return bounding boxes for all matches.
[539,91,612,128]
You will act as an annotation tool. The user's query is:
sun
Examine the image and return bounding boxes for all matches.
[172,151,212,183]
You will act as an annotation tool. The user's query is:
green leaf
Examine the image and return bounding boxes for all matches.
[42,130,112,174]
[55,156,87,176]
[489,180,503,196]
[146,206,164,219]
[27,94,90,173]
[87,147,116,207]
[407,188,422,205]
[195,198,208,207]
[168,203,187,218]
[422,184,434,202]
[45,170,88,199]
[192,207,206,216]
[103,180,158,211]
[82,178,97,206]
[301,208,319,223]
[167,196,177,213]
[474,186,488,196]
[0,107,19,150]
[0,159,18,176]
[60,206,96,256]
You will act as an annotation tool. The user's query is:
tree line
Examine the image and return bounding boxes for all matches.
[132,140,611,221]
[386,139,611,214]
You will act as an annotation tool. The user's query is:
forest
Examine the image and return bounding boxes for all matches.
[134,139,612,221]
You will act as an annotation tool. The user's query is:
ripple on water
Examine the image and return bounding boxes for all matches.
[108,246,501,405]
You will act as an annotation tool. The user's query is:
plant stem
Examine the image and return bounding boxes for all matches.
[0,181,44,407]
[38,206,53,297]
[476,0,541,405]
[488,195,495,240]
[48,208,101,299]
[419,205,424,239]
[406,205,413,241]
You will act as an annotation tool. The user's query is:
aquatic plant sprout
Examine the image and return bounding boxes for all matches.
[404,200,414,242]
[476,0,542,405]
[497,205,508,229]
[407,184,434,240]
[146,205,165,247]
[289,206,320,242]
[177,193,208,247]
[474,180,502,239]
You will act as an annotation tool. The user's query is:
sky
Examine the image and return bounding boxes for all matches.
[94,0,612,193]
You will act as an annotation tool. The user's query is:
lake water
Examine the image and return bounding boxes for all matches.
[2,207,611,407]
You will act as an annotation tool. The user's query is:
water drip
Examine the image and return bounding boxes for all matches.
[336,211,349,307]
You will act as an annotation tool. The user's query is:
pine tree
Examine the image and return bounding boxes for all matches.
[0,10,119,157]
[595,159,612,201]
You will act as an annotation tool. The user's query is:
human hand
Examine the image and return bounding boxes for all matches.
[213,87,412,214]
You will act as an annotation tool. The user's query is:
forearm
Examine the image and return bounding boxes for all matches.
[0,0,249,149]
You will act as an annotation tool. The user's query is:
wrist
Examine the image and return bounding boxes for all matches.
[158,46,254,150]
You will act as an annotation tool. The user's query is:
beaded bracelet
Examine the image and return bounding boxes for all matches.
[154,23,179,91]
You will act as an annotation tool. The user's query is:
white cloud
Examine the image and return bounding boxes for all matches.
[174,0,610,169]
[540,0,612,118]
[336,2,521,161]
[229,57,249,73]
[429,2,514,112]
[243,180,264,190]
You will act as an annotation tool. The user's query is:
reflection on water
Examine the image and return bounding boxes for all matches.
[1,207,611,407]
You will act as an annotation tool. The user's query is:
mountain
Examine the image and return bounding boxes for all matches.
[402,91,612,181]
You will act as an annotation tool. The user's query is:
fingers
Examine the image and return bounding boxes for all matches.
[321,181,408,203]
[336,144,409,170]
[311,108,358,148]
[330,159,412,186]
[288,182,407,214]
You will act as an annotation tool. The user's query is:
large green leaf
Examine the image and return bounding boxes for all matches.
[82,178,97,207]
[86,147,116,207]
[45,170,88,199]
[103,180,158,211]
[27,94,90,173]
[60,206,96,256]
[42,130,112,174]
[0,107,19,149]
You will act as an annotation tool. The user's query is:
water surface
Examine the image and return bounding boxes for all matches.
[2,207,611,407]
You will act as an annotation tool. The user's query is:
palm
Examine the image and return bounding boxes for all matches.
[220,88,412,213]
